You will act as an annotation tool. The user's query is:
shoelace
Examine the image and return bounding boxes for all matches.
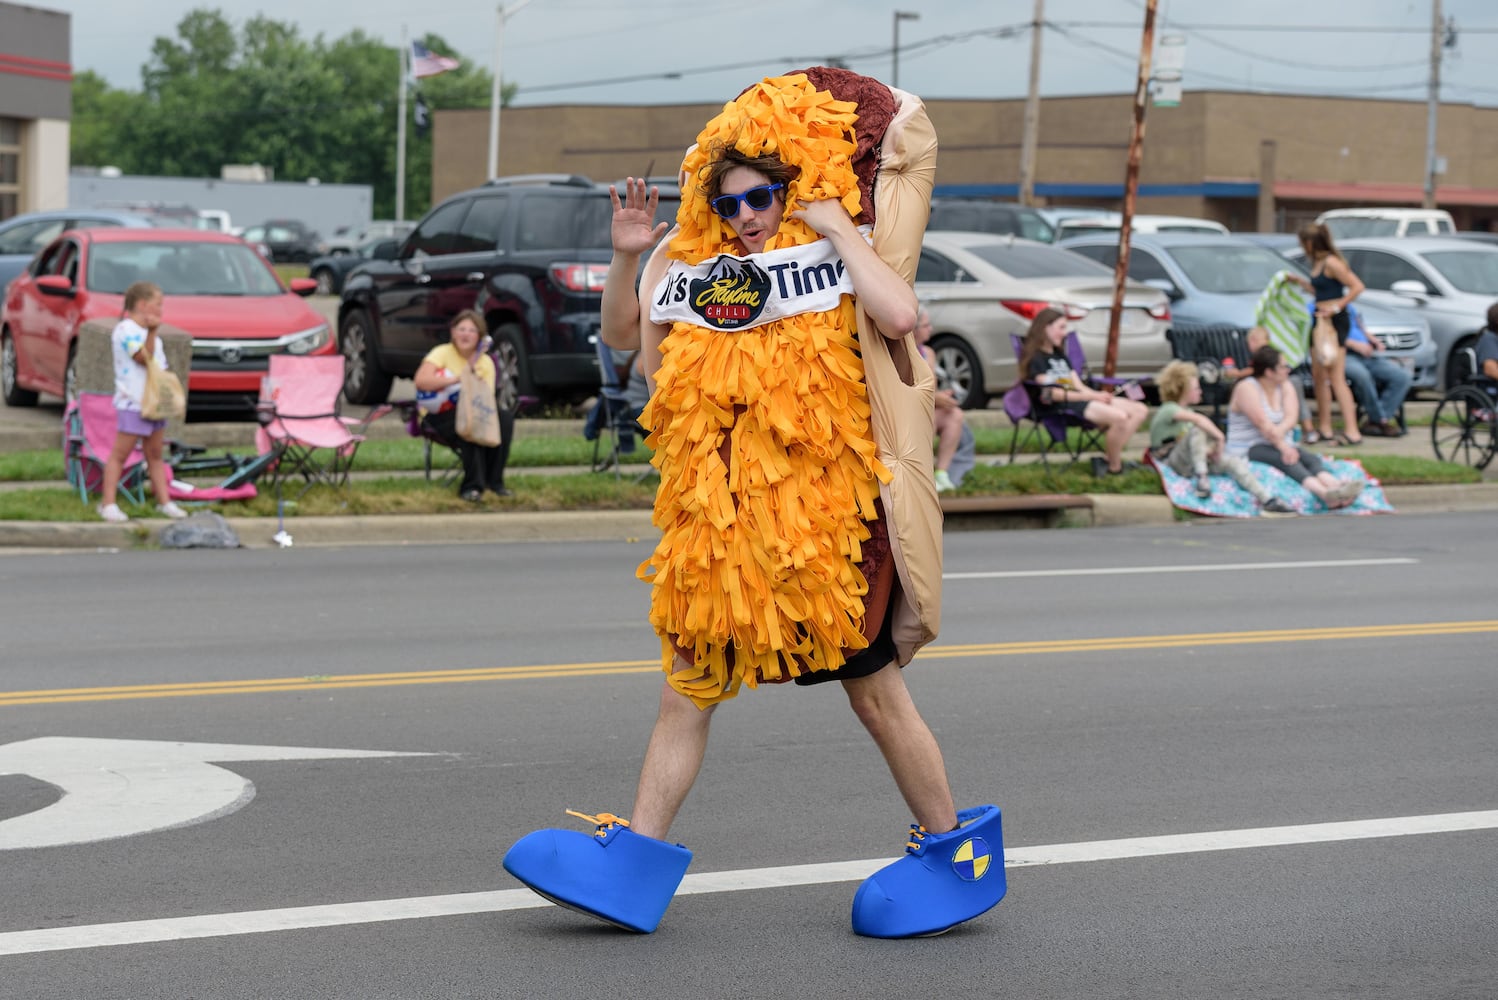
[566,809,631,838]
[905,823,928,853]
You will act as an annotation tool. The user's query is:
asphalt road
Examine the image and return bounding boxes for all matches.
[2,513,1495,999]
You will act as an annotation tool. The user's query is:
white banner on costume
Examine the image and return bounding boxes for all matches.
[649,227,872,332]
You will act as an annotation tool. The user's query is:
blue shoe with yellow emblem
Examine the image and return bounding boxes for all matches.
[502,810,692,934]
[851,804,1005,938]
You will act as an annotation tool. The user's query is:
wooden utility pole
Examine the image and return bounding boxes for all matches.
[1017,0,1045,207]
[1423,0,1442,209]
[1104,0,1157,379]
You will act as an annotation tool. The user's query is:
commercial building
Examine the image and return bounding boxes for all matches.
[433,89,1498,232]
[0,1,71,220]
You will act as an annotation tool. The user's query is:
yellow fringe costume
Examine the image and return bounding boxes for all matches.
[639,74,893,709]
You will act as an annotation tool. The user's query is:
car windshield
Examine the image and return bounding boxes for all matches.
[1324,218,1399,238]
[88,241,285,296]
[1166,244,1305,293]
[965,242,1112,278]
[1422,250,1498,294]
[517,194,681,251]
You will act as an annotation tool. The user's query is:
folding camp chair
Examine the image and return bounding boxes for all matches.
[64,392,149,505]
[584,340,646,478]
[254,355,389,501]
[1003,333,1108,468]
[1167,323,1251,429]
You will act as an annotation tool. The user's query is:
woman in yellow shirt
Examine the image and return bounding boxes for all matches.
[413,309,511,500]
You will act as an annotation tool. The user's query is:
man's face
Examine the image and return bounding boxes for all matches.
[719,166,785,255]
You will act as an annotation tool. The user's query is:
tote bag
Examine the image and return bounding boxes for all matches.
[455,363,501,447]
[140,356,187,422]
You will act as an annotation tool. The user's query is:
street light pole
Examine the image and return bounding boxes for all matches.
[892,10,920,89]
[488,0,532,181]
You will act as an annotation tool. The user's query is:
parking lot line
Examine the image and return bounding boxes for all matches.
[3,808,1493,956]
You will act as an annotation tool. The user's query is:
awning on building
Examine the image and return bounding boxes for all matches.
[1274,179,1498,207]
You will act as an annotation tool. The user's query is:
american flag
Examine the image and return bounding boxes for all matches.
[411,42,460,79]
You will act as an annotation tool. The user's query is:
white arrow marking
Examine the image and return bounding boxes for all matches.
[0,737,433,850]
[0,807,1493,955]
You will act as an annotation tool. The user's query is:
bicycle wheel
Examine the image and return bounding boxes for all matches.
[1430,385,1498,469]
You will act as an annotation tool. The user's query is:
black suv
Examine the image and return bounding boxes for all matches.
[337,174,680,405]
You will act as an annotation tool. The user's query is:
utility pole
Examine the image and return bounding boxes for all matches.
[488,0,532,181]
[396,26,408,221]
[1104,0,1157,380]
[892,10,920,89]
[1017,0,1045,207]
[1423,0,1442,210]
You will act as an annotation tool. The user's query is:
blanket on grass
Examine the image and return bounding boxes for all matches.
[1148,453,1393,517]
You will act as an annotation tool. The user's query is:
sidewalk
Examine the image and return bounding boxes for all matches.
[1,399,1494,550]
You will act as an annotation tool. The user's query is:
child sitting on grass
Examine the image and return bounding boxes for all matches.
[1151,359,1295,515]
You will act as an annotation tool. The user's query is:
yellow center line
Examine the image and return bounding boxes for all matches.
[4,620,1495,707]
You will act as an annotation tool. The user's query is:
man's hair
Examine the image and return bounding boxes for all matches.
[1487,301,1498,331]
[1155,360,1198,403]
[700,144,800,200]
[123,280,161,312]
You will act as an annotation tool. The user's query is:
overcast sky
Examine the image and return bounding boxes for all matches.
[48,0,1498,108]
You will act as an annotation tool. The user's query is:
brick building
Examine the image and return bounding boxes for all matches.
[433,89,1498,233]
[0,1,72,219]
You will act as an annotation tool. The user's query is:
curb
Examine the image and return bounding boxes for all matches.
[3,482,1494,551]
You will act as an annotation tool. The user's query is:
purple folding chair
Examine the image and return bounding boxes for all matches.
[1004,333,1106,467]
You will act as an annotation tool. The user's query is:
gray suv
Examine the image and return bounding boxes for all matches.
[337,175,679,406]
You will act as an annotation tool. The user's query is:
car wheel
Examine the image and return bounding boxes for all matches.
[931,335,987,410]
[490,323,532,410]
[312,268,336,296]
[1,331,39,407]
[339,309,393,404]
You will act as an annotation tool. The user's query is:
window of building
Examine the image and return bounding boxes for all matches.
[0,117,20,223]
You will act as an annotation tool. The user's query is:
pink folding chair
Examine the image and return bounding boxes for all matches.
[254,355,389,501]
[64,392,149,505]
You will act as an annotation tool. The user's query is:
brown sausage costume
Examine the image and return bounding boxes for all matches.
[640,67,943,708]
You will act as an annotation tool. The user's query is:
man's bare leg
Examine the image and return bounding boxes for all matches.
[843,664,958,833]
[629,665,716,840]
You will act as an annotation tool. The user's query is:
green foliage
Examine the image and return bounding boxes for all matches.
[71,8,518,219]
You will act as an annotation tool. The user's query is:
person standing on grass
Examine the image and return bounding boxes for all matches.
[98,280,187,523]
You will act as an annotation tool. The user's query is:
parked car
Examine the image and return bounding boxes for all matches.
[927,199,1056,242]
[1285,236,1498,388]
[1449,231,1498,247]
[1062,232,1438,390]
[0,209,155,295]
[323,220,416,257]
[239,222,322,263]
[1056,214,1229,240]
[916,231,1172,409]
[308,237,402,296]
[1,228,330,411]
[338,173,680,406]
[1317,207,1455,239]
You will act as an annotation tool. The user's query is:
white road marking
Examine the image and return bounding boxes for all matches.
[0,738,433,850]
[2,807,1493,956]
[944,557,1417,580]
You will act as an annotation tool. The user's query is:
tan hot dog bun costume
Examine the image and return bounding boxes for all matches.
[639,67,942,708]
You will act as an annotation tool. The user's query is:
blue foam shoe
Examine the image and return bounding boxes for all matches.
[851,804,1006,938]
[502,810,692,933]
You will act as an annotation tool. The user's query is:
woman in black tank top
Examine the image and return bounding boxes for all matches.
[1296,223,1367,445]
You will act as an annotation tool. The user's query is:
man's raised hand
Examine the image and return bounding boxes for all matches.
[609,177,669,255]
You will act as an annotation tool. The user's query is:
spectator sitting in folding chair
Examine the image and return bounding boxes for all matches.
[413,309,513,501]
[1018,307,1147,477]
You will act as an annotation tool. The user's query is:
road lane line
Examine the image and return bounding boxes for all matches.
[2,808,1493,956]
[4,619,1496,707]
[944,557,1417,580]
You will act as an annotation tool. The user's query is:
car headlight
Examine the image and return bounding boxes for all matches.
[284,323,331,354]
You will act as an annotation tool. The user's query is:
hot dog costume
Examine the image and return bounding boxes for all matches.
[504,68,1005,938]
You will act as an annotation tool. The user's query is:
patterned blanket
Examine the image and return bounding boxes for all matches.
[1148,452,1394,517]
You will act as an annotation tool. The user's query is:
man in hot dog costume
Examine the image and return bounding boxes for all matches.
[504,68,1005,938]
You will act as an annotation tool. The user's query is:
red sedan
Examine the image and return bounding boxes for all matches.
[1,227,332,412]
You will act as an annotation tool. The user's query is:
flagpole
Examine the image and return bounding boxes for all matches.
[488,0,532,180]
[397,25,408,221]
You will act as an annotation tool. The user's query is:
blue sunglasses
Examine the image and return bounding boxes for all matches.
[711,183,784,219]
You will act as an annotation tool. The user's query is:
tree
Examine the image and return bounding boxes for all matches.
[69,8,511,218]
